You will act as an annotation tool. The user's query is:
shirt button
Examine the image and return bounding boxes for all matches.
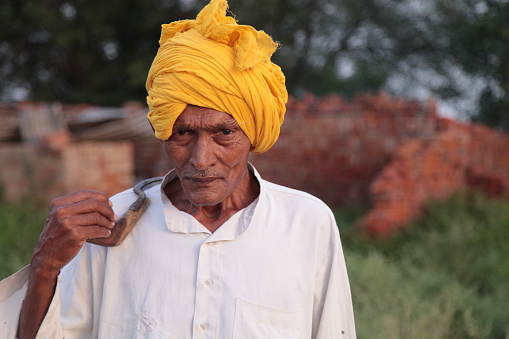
[205,278,213,286]
[200,321,209,330]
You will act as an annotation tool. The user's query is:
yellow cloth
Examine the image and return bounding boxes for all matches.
[146,0,288,153]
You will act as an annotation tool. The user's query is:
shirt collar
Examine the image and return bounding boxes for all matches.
[158,163,262,241]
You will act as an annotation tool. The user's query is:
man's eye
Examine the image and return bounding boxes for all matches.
[221,129,232,135]
[176,130,188,136]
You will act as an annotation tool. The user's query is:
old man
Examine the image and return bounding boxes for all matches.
[0,0,356,337]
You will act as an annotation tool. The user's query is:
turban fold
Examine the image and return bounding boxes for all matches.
[146,0,288,153]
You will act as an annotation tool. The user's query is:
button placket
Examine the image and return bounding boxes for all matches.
[192,240,221,338]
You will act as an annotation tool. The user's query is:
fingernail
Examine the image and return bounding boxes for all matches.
[109,200,113,207]
[111,221,115,228]
[114,213,118,220]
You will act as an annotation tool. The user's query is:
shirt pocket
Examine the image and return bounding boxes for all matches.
[98,312,168,339]
[232,298,302,339]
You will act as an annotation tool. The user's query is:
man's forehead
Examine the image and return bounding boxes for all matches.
[174,105,238,128]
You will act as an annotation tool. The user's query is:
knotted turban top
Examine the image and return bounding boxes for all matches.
[146,0,288,153]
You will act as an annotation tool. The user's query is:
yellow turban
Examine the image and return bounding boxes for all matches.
[146,0,288,153]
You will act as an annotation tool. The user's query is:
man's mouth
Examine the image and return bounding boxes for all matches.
[188,177,218,184]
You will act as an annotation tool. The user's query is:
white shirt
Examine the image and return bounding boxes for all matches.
[0,166,356,338]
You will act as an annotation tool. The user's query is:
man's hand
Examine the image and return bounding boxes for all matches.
[18,190,116,339]
[31,190,116,274]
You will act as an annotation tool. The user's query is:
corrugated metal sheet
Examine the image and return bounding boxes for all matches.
[0,102,153,143]
[71,108,152,141]
[19,103,68,144]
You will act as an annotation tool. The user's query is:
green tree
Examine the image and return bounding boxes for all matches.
[0,0,195,105]
[1,0,447,104]
[2,0,509,128]
[232,0,509,127]
[435,0,509,130]
[228,0,447,98]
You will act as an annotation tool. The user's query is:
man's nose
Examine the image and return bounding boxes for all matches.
[189,137,215,170]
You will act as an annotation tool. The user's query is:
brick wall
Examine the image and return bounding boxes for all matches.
[357,118,509,237]
[0,142,134,203]
[250,93,509,237]
[250,93,437,207]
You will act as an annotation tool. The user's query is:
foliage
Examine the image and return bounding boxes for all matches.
[339,191,509,338]
[2,0,509,126]
[435,0,509,130]
[346,250,491,339]
[392,193,509,338]
[0,0,196,105]
[228,0,451,99]
[0,201,46,279]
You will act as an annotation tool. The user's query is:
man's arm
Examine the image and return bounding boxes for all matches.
[18,190,115,339]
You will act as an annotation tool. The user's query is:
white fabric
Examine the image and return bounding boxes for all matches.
[0,166,356,338]
[0,265,30,338]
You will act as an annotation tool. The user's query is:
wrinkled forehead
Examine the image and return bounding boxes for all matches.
[173,105,239,130]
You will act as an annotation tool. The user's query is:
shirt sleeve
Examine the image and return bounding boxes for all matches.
[0,243,103,339]
[0,266,30,338]
[0,267,68,338]
[36,243,104,338]
[312,217,357,339]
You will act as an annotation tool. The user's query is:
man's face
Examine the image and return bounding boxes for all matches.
[163,105,252,206]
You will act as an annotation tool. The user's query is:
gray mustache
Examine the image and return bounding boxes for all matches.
[183,171,224,179]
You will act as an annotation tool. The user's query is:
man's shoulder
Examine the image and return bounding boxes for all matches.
[259,179,340,243]
[261,179,333,215]
[109,187,136,206]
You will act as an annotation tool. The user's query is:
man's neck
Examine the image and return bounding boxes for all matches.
[165,170,260,233]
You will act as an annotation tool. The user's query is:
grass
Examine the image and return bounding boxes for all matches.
[1,191,508,338]
[345,250,491,339]
[0,201,46,279]
[337,191,509,339]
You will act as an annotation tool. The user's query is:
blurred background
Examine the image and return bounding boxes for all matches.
[1,0,509,338]
[2,0,509,125]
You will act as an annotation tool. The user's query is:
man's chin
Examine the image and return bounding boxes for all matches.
[184,192,224,207]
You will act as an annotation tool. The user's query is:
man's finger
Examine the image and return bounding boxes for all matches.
[57,199,116,223]
[50,190,111,209]
[81,225,112,240]
[74,212,116,229]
